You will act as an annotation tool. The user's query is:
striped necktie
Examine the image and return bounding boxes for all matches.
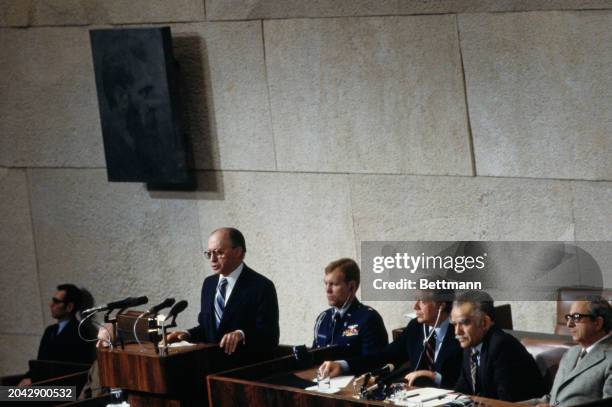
[214,278,228,329]
[425,328,436,370]
[470,349,480,394]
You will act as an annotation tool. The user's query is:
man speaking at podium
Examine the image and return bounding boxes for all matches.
[167,227,280,366]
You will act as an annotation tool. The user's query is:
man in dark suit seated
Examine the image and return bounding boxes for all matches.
[528,299,611,406]
[18,284,95,386]
[452,291,546,401]
[313,258,388,356]
[166,227,280,366]
[318,287,462,389]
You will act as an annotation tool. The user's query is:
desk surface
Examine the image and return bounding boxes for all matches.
[210,363,528,407]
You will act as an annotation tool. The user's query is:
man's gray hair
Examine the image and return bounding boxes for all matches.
[453,290,496,322]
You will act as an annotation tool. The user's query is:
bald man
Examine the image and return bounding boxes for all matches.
[167,228,279,367]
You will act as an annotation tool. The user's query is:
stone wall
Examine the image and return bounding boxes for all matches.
[1,0,610,375]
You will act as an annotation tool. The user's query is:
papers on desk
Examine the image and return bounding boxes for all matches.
[305,375,354,394]
[166,340,196,348]
[388,387,456,406]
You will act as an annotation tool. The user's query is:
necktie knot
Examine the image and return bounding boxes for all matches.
[471,349,480,362]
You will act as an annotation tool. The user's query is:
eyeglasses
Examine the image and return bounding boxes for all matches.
[51,297,66,304]
[564,313,594,323]
[203,248,235,259]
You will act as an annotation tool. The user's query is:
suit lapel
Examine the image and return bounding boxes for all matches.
[436,322,455,367]
[208,274,220,333]
[559,346,605,387]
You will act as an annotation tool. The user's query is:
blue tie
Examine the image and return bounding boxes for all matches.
[214,278,228,329]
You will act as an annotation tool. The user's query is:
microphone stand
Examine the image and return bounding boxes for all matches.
[159,313,180,356]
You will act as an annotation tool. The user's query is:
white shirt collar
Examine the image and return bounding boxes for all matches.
[432,317,450,340]
[218,263,244,302]
[333,297,355,318]
[584,332,611,354]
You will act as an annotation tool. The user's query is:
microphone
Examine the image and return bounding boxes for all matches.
[166,300,188,319]
[147,298,175,315]
[370,363,394,377]
[83,296,149,315]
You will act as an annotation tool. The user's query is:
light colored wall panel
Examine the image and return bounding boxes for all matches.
[265,16,471,176]
[0,334,40,376]
[0,21,275,172]
[350,174,575,333]
[573,182,612,241]
[195,171,356,345]
[0,169,44,335]
[350,175,574,242]
[500,301,557,333]
[206,0,612,20]
[28,169,204,328]
[0,27,104,167]
[172,22,276,171]
[573,182,612,288]
[0,0,205,27]
[0,0,31,27]
[460,11,612,180]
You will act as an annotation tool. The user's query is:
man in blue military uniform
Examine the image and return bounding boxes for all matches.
[313,258,388,356]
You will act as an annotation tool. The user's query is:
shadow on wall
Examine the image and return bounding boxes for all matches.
[149,34,225,200]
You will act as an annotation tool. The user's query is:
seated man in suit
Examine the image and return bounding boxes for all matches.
[313,258,388,356]
[19,284,95,386]
[452,291,546,401]
[319,285,463,389]
[528,299,611,406]
[167,227,280,367]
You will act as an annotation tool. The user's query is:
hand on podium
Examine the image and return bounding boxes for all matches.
[318,361,342,379]
[17,377,32,387]
[166,331,190,343]
[219,330,245,355]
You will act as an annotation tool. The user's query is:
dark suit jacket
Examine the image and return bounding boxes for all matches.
[455,326,546,401]
[37,317,95,364]
[187,264,280,366]
[348,318,463,389]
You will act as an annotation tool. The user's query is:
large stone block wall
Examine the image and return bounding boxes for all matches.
[0,1,610,375]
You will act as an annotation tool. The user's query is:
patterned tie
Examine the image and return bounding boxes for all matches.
[425,328,437,370]
[214,278,228,329]
[470,349,480,394]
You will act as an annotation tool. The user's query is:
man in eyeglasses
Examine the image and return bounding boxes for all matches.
[18,284,95,386]
[452,291,546,401]
[529,299,612,406]
[166,227,279,367]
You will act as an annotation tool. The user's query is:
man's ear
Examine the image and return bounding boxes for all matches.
[482,314,493,329]
[595,315,604,331]
[66,302,75,314]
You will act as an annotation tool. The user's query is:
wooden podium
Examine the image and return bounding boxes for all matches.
[97,342,223,406]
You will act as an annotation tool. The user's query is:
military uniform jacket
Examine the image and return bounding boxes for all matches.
[313,299,388,357]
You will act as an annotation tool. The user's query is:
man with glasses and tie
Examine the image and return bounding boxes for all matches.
[452,291,545,401]
[318,286,462,389]
[166,227,279,366]
[528,299,612,406]
[18,284,95,386]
